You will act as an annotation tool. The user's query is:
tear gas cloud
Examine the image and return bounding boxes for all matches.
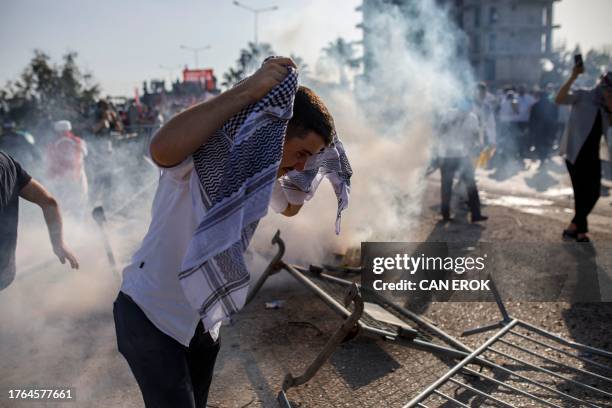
[1,0,475,400]
[251,0,476,262]
[0,0,475,326]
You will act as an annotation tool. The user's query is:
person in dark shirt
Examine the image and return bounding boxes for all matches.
[529,87,559,166]
[0,151,78,290]
[0,121,41,169]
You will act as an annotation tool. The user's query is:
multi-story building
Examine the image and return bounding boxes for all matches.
[358,0,560,87]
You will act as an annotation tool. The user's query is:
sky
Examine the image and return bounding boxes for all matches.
[0,0,610,97]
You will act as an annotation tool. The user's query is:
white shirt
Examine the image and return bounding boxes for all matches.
[121,158,288,346]
[499,94,518,123]
[437,110,481,158]
[473,95,497,145]
[516,93,536,123]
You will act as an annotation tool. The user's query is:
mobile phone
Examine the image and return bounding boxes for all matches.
[574,54,583,67]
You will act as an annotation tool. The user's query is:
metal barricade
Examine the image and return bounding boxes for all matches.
[405,279,612,407]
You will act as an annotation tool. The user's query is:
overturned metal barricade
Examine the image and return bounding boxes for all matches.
[405,280,612,407]
[247,231,477,406]
[250,232,612,407]
[277,283,364,408]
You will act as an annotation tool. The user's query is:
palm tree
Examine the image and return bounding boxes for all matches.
[290,53,310,78]
[223,42,276,89]
[239,42,275,75]
[322,38,361,85]
[221,67,245,88]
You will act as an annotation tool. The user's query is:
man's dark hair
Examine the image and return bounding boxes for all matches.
[287,86,334,146]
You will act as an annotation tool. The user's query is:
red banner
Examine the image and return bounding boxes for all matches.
[183,68,213,83]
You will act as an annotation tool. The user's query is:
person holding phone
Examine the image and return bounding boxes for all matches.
[555,55,612,242]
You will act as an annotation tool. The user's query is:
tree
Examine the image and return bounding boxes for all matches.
[221,67,245,89]
[321,37,361,86]
[239,42,274,75]
[583,48,612,84]
[222,42,276,89]
[0,50,99,127]
[542,43,611,87]
[290,53,310,78]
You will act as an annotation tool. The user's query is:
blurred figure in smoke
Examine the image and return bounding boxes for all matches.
[473,82,497,149]
[0,120,41,170]
[88,100,117,208]
[93,99,123,135]
[516,84,536,157]
[529,85,559,168]
[113,57,345,407]
[0,151,79,290]
[556,67,612,242]
[436,104,488,222]
[498,87,520,165]
[45,120,89,218]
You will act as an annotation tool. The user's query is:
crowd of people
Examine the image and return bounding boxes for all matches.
[473,81,567,169]
[0,95,177,215]
[0,53,611,407]
[433,67,612,244]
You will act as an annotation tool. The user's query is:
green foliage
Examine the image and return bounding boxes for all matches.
[321,37,361,85]
[0,50,99,126]
[222,42,276,89]
[290,53,309,78]
[542,44,611,88]
[221,43,310,89]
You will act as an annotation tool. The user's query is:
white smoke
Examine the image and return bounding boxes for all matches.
[251,0,475,262]
[0,1,476,403]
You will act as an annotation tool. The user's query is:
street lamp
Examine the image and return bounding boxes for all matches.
[232,1,278,45]
[179,44,211,69]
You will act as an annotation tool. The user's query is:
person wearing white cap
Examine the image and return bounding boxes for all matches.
[45,120,88,218]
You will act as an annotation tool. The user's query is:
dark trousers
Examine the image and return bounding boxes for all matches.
[440,157,482,219]
[566,157,601,234]
[113,292,220,408]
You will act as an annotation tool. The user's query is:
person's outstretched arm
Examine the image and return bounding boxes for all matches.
[555,64,583,105]
[150,57,296,167]
[19,179,79,269]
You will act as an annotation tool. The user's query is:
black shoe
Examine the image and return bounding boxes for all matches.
[442,214,453,222]
[576,235,591,243]
[562,229,577,240]
[471,215,488,223]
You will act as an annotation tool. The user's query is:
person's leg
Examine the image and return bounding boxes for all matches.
[187,324,221,408]
[566,159,589,234]
[579,158,602,234]
[440,158,458,219]
[534,129,547,163]
[113,292,196,408]
[459,158,484,220]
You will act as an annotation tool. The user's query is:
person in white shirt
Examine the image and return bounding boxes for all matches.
[516,85,537,157]
[473,82,497,147]
[497,88,520,164]
[113,57,337,408]
[436,105,488,222]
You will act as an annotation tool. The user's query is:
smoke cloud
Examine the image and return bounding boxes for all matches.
[251,0,476,262]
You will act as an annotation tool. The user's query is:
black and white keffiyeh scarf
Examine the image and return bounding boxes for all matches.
[178,68,352,333]
[279,133,352,233]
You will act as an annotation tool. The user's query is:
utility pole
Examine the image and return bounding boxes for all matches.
[179,44,211,69]
[232,1,278,45]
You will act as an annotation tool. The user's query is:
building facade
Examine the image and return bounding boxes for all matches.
[359,0,560,87]
[451,0,559,86]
